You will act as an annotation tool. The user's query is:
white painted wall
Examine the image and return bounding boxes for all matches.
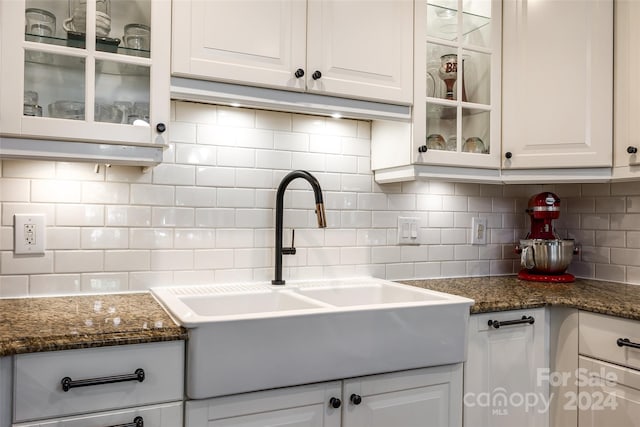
[0,101,638,296]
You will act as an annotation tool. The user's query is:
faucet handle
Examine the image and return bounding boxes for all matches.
[282,229,296,255]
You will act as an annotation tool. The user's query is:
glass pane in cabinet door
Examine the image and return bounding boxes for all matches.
[95,60,149,125]
[24,0,67,46]
[461,50,491,105]
[24,51,85,119]
[109,0,151,58]
[426,103,457,152]
[461,109,490,154]
[462,0,491,48]
[426,0,458,41]
[427,43,459,100]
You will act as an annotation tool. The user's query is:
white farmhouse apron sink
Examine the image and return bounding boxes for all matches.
[152,278,473,399]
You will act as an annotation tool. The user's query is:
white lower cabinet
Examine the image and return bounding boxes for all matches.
[464,308,548,427]
[11,341,184,425]
[186,365,463,427]
[12,402,183,427]
[1,357,12,427]
[578,311,640,427]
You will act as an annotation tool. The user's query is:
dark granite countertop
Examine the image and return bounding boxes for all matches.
[0,293,187,357]
[400,276,640,321]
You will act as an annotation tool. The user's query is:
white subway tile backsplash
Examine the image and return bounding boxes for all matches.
[131,184,175,206]
[81,228,128,249]
[194,249,234,270]
[0,179,29,202]
[104,250,150,271]
[0,252,54,274]
[177,144,217,165]
[129,271,173,290]
[32,180,81,203]
[153,207,195,227]
[129,229,173,249]
[256,110,292,131]
[5,102,640,295]
[175,187,217,207]
[55,251,103,273]
[81,273,128,293]
[30,274,81,295]
[106,206,151,227]
[0,275,29,297]
[151,250,194,270]
[217,147,256,168]
[174,229,216,248]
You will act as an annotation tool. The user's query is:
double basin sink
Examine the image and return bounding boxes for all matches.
[152,278,473,399]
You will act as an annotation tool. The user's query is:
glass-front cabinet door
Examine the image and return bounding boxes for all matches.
[0,0,169,150]
[414,0,501,169]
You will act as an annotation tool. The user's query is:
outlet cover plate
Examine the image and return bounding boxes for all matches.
[471,217,488,245]
[14,214,46,255]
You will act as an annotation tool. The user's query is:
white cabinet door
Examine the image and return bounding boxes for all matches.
[172,0,307,91]
[185,381,342,427]
[342,365,463,427]
[613,0,640,179]
[464,308,548,427]
[0,0,170,148]
[1,357,11,427]
[12,402,182,427]
[306,0,413,104]
[577,356,640,427]
[502,0,613,169]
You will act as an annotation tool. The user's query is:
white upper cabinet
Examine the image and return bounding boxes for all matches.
[372,0,502,183]
[613,0,640,180]
[0,0,171,155]
[171,0,413,104]
[502,0,613,170]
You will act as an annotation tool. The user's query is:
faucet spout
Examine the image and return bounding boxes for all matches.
[273,170,326,285]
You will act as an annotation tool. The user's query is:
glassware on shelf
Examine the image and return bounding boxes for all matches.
[446,135,457,151]
[123,24,151,51]
[463,137,486,153]
[63,0,111,37]
[426,134,446,150]
[438,53,457,100]
[25,8,56,37]
[48,100,85,120]
[23,90,42,116]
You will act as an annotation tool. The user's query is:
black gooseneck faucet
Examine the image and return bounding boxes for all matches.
[272,170,327,285]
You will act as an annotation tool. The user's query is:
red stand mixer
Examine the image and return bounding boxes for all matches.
[516,192,578,283]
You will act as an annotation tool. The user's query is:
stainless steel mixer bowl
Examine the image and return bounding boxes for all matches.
[519,239,576,274]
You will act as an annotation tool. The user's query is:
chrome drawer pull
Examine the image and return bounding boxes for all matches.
[61,368,145,392]
[488,316,535,329]
[617,338,640,350]
[107,416,143,427]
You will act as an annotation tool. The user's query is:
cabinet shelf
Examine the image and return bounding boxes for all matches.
[426,3,491,41]
[25,33,151,59]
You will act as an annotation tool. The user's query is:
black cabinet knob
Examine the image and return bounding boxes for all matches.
[294,68,305,78]
[156,123,166,133]
[418,145,428,153]
[312,70,322,80]
[628,146,638,154]
[329,397,342,408]
[350,394,362,405]
[505,151,512,159]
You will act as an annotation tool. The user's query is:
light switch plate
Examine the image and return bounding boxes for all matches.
[397,216,420,245]
[471,217,488,245]
[14,214,46,254]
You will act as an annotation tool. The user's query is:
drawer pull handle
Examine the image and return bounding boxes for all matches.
[617,338,640,350]
[488,316,535,329]
[107,416,144,427]
[61,368,145,392]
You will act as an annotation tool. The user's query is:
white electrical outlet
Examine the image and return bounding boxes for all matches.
[471,217,488,245]
[397,216,420,245]
[14,214,46,255]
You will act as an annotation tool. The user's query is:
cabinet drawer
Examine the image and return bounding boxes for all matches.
[579,311,640,370]
[14,341,184,423]
[13,401,183,427]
